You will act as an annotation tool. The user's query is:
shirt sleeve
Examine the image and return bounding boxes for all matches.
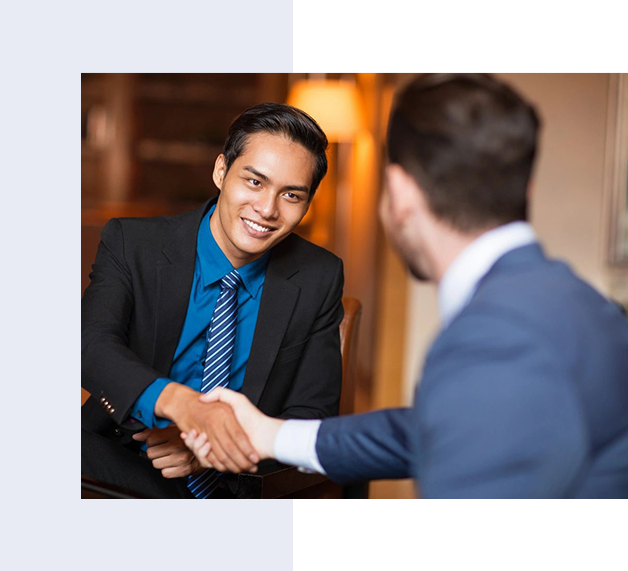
[130,377,174,429]
[274,419,326,474]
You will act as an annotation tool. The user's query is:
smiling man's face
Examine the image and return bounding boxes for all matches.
[210,132,315,268]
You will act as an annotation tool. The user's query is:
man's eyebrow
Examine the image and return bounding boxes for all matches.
[243,166,310,194]
[243,166,270,183]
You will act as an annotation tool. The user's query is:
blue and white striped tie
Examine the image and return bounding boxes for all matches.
[187,269,242,499]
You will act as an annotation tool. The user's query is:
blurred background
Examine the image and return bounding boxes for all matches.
[82,73,628,498]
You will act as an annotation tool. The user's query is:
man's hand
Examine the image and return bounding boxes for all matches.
[181,388,284,470]
[154,383,259,474]
[132,425,203,479]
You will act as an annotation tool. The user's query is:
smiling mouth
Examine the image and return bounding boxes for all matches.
[242,217,276,234]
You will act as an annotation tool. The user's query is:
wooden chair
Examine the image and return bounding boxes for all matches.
[234,296,366,499]
[338,297,362,417]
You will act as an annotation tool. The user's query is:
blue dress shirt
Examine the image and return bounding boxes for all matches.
[130,205,269,428]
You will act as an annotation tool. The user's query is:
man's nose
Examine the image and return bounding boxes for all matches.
[254,191,279,219]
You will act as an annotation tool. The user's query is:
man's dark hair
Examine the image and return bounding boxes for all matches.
[222,102,328,199]
[387,74,541,232]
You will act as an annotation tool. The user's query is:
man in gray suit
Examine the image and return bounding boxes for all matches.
[183,74,628,498]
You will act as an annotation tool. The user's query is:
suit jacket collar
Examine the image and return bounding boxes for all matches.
[433,242,547,343]
[153,198,215,374]
[478,242,546,287]
[240,234,302,405]
[438,222,537,327]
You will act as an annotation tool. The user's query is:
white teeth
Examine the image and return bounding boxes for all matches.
[244,219,271,233]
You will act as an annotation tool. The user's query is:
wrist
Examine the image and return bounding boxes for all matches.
[260,417,284,460]
[154,382,194,423]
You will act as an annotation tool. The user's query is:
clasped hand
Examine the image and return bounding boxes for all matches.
[136,392,266,476]
[132,424,203,478]
[181,388,284,472]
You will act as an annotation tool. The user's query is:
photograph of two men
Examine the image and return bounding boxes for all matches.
[81,73,628,499]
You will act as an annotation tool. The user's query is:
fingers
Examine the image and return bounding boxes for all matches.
[181,401,259,473]
[145,429,174,448]
[161,452,198,478]
[161,462,195,479]
[225,413,259,464]
[131,429,150,441]
[135,425,177,446]
[183,429,198,449]
[205,406,258,473]
[204,435,236,472]
[182,431,257,474]
[152,451,192,470]
[207,450,229,472]
[144,426,199,476]
[146,441,176,460]
[184,431,214,469]
[212,399,257,469]
[185,432,211,459]
[191,433,230,472]
[145,427,184,459]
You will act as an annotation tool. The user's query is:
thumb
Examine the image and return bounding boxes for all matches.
[131,429,150,441]
[199,387,232,403]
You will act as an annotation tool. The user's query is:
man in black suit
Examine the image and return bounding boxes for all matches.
[81,103,344,498]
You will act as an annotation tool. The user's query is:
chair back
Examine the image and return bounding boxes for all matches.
[339,296,362,416]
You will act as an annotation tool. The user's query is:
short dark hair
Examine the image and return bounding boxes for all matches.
[222,102,328,199]
[387,74,541,232]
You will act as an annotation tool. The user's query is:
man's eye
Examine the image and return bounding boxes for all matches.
[284,192,301,201]
[249,179,261,187]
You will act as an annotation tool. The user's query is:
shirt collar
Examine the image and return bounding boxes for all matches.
[438,221,537,327]
[197,205,269,299]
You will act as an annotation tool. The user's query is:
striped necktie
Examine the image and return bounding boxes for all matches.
[187,269,242,499]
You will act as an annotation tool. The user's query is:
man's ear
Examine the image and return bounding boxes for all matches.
[527,182,534,201]
[213,154,227,190]
[385,164,421,223]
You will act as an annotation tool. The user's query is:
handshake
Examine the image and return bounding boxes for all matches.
[181,388,283,473]
[133,385,282,478]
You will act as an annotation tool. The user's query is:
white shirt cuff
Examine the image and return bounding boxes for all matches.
[273,419,326,475]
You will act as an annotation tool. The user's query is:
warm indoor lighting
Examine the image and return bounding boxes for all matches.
[287,79,363,142]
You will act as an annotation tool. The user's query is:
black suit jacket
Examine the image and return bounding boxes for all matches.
[82,198,344,437]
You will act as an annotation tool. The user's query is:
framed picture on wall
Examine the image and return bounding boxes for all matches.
[606,73,628,266]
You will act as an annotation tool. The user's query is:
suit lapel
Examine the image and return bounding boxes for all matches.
[476,243,545,292]
[241,238,301,406]
[152,200,213,375]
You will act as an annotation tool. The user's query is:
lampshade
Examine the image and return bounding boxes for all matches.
[287,79,363,142]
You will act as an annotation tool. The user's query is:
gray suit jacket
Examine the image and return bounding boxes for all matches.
[317,244,628,498]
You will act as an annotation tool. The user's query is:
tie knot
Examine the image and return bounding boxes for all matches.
[220,270,242,291]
